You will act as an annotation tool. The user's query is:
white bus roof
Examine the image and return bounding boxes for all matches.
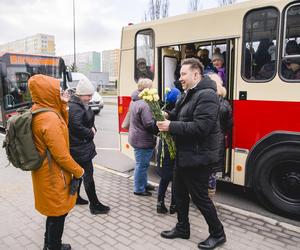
[121,0,290,49]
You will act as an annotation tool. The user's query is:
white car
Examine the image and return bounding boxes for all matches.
[65,73,104,115]
[88,91,104,115]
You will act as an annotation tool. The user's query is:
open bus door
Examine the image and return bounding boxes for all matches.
[159,39,236,181]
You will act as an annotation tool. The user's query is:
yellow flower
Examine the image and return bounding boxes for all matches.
[165,87,171,94]
[153,94,159,102]
[148,95,154,102]
[149,88,158,95]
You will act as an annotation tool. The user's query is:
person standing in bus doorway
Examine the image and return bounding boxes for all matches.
[157,58,226,250]
[207,73,233,199]
[68,78,110,215]
[129,78,158,196]
[156,87,181,214]
[212,53,227,88]
[29,74,84,250]
[174,43,201,92]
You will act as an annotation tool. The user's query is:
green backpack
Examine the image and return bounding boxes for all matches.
[3,108,53,171]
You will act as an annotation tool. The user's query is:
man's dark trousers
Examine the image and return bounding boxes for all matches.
[174,165,224,237]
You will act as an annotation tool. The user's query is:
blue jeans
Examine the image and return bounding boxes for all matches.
[133,148,154,193]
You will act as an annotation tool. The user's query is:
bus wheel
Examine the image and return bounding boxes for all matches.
[253,145,300,219]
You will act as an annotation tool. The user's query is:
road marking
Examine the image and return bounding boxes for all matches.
[96,147,119,151]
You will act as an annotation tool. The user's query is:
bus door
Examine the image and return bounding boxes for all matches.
[208,38,236,180]
[159,39,236,179]
[160,46,181,100]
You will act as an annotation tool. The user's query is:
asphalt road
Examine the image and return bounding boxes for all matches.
[94,102,300,227]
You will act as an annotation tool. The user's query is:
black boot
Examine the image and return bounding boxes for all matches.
[43,243,72,250]
[75,179,88,205]
[76,195,88,205]
[169,204,177,214]
[90,202,110,215]
[157,200,168,214]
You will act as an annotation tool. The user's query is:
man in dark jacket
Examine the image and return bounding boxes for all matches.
[68,78,110,215]
[157,58,226,250]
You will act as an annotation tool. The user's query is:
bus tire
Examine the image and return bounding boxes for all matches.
[253,145,300,219]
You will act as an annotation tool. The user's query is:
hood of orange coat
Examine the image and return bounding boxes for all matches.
[28,74,68,122]
[29,74,62,111]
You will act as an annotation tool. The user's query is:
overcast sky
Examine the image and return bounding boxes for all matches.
[0,0,245,56]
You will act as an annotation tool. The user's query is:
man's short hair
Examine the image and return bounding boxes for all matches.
[181,58,204,75]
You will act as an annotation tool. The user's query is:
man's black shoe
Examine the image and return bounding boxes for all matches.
[146,183,155,191]
[134,191,152,196]
[76,196,88,205]
[90,202,110,215]
[198,235,226,249]
[160,228,190,239]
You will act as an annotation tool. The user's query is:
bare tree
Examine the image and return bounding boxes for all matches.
[144,0,169,21]
[218,0,237,6]
[188,0,202,12]
[161,0,169,18]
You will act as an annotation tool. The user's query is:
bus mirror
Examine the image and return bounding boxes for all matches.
[0,62,7,78]
[66,71,72,82]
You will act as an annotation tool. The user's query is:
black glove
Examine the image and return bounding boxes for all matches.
[70,177,80,195]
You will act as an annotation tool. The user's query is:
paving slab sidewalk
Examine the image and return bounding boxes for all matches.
[0,163,299,250]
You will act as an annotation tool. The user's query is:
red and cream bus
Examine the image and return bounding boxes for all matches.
[118,0,300,219]
[0,52,70,127]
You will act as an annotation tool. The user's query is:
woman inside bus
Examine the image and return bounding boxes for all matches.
[128,78,158,196]
[257,45,276,80]
[284,58,300,80]
[282,40,300,80]
[254,39,272,74]
[212,53,227,88]
[135,58,154,81]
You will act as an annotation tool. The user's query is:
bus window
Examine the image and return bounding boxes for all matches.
[135,29,154,82]
[242,7,279,81]
[281,3,300,81]
[3,69,31,110]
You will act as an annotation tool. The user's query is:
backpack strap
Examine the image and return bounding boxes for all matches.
[32,108,58,169]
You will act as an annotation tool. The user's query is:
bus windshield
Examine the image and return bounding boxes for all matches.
[1,53,62,110]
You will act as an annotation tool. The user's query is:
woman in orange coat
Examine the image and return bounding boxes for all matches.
[29,74,84,250]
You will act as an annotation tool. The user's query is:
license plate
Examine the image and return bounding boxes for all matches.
[91,107,99,111]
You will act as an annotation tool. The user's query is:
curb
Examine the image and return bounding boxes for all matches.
[104,102,117,105]
[94,163,300,234]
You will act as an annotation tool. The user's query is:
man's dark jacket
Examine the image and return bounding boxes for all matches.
[168,77,221,168]
[68,95,97,163]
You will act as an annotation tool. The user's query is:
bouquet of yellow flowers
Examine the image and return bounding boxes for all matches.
[138,88,176,160]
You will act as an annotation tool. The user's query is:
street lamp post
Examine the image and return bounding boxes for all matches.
[73,0,76,69]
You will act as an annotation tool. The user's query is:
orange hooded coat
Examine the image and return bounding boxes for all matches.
[29,74,84,216]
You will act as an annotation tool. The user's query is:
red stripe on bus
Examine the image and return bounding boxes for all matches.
[118,97,300,151]
[232,100,300,150]
[118,96,131,132]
